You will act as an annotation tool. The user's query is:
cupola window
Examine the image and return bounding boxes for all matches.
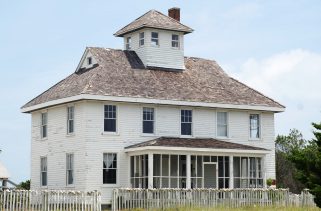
[126,37,132,50]
[139,32,144,46]
[172,34,179,48]
[151,32,159,46]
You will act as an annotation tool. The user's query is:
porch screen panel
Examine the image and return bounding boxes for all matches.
[130,155,148,188]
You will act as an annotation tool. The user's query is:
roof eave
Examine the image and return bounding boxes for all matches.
[114,26,194,37]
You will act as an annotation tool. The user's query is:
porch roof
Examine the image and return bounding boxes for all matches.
[125,137,269,153]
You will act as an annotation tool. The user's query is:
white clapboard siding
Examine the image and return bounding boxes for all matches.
[31,100,277,203]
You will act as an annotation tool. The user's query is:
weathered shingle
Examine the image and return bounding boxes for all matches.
[22,47,284,109]
[125,137,268,151]
[114,10,193,37]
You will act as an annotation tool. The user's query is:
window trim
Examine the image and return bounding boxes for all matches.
[216,111,229,138]
[249,113,261,140]
[103,104,118,135]
[180,109,193,137]
[40,156,47,187]
[67,106,75,135]
[139,32,145,47]
[66,153,74,187]
[141,106,156,135]
[171,34,180,49]
[102,152,119,187]
[40,112,48,140]
[151,31,159,47]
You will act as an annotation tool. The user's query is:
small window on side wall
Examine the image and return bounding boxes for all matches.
[104,105,117,132]
[126,37,131,50]
[41,112,48,139]
[181,110,192,136]
[151,32,159,46]
[217,112,228,137]
[143,107,154,134]
[67,106,74,134]
[172,34,179,48]
[87,57,92,65]
[249,114,260,139]
[103,153,117,184]
[40,156,47,186]
[139,32,144,46]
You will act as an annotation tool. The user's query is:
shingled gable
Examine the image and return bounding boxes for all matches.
[114,10,193,37]
[21,47,284,111]
[125,137,269,151]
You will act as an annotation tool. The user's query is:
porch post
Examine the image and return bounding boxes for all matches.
[229,155,234,189]
[186,154,191,189]
[148,153,153,189]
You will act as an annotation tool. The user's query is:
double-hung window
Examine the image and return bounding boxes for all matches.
[142,107,154,134]
[172,34,179,48]
[67,106,74,134]
[151,32,159,46]
[249,114,260,139]
[181,110,192,136]
[41,112,48,139]
[103,153,117,184]
[40,157,47,186]
[66,153,74,185]
[126,37,131,50]
[104,105,117,132]
[217,112,228,137]
[139,32,144,46]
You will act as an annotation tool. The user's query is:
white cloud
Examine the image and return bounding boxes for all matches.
[224,49,321,139]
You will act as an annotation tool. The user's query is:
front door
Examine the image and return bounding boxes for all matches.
[203,163,217,188]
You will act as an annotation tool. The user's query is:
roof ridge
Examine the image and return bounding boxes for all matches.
[153,10,194,32]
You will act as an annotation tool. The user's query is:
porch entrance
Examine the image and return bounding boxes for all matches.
[203,163,217,188]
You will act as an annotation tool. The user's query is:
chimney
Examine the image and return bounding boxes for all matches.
[168,7,180,22]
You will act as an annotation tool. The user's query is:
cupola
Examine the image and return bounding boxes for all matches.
[114,8,193,70]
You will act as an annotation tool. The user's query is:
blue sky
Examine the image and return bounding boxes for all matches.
[1,0,321,183]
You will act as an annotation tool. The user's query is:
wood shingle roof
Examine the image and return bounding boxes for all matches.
[22,47,284,110]
[114,10,193,37]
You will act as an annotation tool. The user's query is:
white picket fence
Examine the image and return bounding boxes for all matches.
[0,190,101,211]
[112,188,316,210]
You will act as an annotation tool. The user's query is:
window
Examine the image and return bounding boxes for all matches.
[250,114,260,139]
[67,106,74,134]
[104,105,117,132]
[87,57,92,65]
[66,153,74,185]
[126,37,131,50]
[103,153,117,184]
[151,32,159,46]
[217,112,228,137]
[142,107,154,134]
[41,112,48,139]
[139,32,144,46]
[172,34,179,48]
[181,110,192,136]
[40,157,47,186]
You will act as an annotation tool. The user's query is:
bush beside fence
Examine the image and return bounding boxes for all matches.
[112,188,316,211]
[0,190,101,211]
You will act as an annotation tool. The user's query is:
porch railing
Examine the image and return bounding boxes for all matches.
[112,188,316,211]
[0,190,101,211]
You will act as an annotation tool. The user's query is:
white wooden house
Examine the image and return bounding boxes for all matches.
[21,8,285,204]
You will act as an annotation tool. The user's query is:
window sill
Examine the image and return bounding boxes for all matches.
[215,136,231,140]
[66,185,75,189]
[249,138,263,141]
[101,184,120,188]
[171,47,180,50]
[66,133,75,137]
[102,132,119,136]
[141,133,157,137]
[180,135,193,138]
[40,138,48,141]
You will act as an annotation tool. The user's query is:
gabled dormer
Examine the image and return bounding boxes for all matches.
[75,48,98,72]
[114,8,193,71]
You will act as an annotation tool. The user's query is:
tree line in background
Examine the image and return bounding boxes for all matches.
[276,122,321,207]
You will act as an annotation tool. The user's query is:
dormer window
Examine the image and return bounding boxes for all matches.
[139,32,144,46]
[87,57,92,65]
[151,32,159,46]
[172,34,179,48]
[126,37,132,50]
